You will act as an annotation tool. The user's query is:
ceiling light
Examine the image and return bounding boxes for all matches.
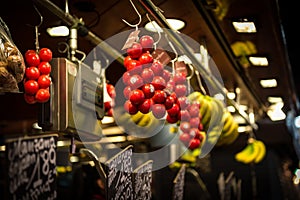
[294,116,300,128]
[227,92,236,100]
[260,79,277,88]
[268,96,283,104]
[237,125,252,133]
[248,56,268,66]
[232,19,256,33]
[227,105,236,112]
[267,102,286,121]
[47,25,69,37]
[144,19,185,32]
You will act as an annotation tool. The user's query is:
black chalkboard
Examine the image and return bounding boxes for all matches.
[105,145,133,200]
[6,134,58,200]
[172,164,186,200]
[133,160,153,200]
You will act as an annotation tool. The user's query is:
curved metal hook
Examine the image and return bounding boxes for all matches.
[27,5,43,28]
[122,0,142,30]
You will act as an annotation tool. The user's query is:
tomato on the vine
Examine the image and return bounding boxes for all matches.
[24,80,39,95]
[25,50,40,67]
[35,88,50,103]
[39,48,52,62]
[24,93,37,104]
[38,61,51,75]
[25,66,40,80]
[38,75,51,89]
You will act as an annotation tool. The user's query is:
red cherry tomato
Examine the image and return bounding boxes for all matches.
[126,42,143,59]
[139,52,153,65]
[38,75,51,89]
[24,93,37,104]
[179,132,191,145]
[38,61,52,75]
[25,66,40,80]
[129,89,145,105]
[106,83,116,98]
[151,104,166,119]
[139,35,154,51]
[39,48,53,62]
[35,88,50,103]
[25,50,40,67]
[123,56,133,69]
[124,100,138,115]
[138,98,154,114]
[24,80,39,95]
[189,138,201,150]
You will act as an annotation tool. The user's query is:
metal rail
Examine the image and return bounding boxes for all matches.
[32,0,124,64]
[138,0,259,129]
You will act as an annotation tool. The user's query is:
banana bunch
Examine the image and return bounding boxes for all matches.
[118,111,155,127]
[234,138,266,164]
[216,111,239,146]
[188,91,239,147]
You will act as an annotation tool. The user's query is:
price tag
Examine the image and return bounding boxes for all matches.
[172,164,186,200]
[6,134,58,200]
[175,61,188,77]
[133,160,153,200]
[122,30,140,50]
[105,145,133,200]
[152,48,171,65]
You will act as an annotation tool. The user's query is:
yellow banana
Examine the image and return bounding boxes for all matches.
[253,140,266,163]
[200,99,211,130]
[217,124,239,146]
[221,111,234,133]
[137,112,151,127]
[221,119,238,139]
[188,91,203,102]
[234,139,261,164]
[130,111,144,124]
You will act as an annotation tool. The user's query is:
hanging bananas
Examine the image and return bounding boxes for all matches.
[187,91,240,147]
[234,138,266,164]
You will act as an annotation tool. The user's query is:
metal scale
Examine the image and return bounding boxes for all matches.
[41,27,105,141]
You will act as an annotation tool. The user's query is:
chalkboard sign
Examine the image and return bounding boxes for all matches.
[172,164,186,200]
[133,160,153,200]
[6,134,58,200]
[105,145,133,200]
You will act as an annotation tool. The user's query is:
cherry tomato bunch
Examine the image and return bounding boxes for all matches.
[23,48,53,104]
[122,34,205,150]
[104,83,116,116]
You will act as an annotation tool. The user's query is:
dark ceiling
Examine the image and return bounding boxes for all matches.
[0,0,299,150]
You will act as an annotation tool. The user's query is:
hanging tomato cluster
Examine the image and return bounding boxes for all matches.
[23,48,52,104]
[104,83,116,116]
[121,35,187,123]
[121,34,205,150]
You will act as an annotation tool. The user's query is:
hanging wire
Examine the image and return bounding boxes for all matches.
[195,70,207,95]
[122,0,142,30]
[26,5,43,52]
[146,13,161,49]
[186,64,195,95]
[164,33,178,76]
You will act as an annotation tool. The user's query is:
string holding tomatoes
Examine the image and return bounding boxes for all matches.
[23,48,53,104]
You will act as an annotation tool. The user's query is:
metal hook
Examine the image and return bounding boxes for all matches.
[195,70,207,95]
[27,5,43,28]
[122,0,142,30]
[146,13,161,49]
[164,33,178,75]
[26,5,43,52]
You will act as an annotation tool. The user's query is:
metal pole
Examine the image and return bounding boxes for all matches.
[32,0,124,64]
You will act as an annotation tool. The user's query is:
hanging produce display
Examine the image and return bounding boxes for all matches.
[23,48,53,104]
[234,138,266,164]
